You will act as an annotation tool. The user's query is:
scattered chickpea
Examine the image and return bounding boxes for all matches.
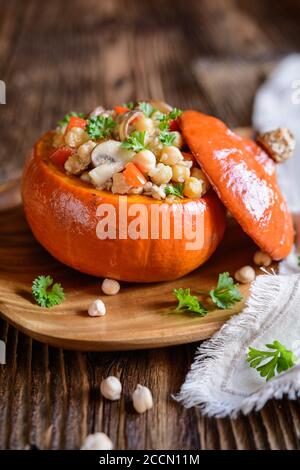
[64,127,88,148]
[132,384,153,414]
[253,250,272,267]
[100,376,122,401]
[149,163,172,185]
[134,149,156,174]
[101,278,120,296]
[160,146,183,166]
[172,164,190,183]
[134,115,154,134]
[88,299,106,317]
[81,433,113,450]
[171,131,183,149]
[183,177,205,198]
[234,266,256,284]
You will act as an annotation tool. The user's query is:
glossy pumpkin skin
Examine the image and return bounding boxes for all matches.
[180,111,294,260]
[21,133,226,282]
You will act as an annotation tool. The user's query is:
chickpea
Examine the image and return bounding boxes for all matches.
[191,167,211,192]
[100,376,122,400]
[160,146,183,166]
[183,177,205,198]
[134,115,154,134]
[64,127,88,148]
[171,131,184,149]
[253,250,272,267]
[88,299,106,317]
[149,163,172,185]
[234,266,256,284]
[172,164,190,183]
[101,278,120,296]
[78,140,97,160]
[134,149,156,174]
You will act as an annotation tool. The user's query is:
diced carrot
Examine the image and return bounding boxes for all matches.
[66,116,87,131]
[123,162,147,187]
[50,146,74,167]
[114,105,130,115]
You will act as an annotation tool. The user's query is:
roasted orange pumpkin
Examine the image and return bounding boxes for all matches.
[22,133,226,282]
[180,111,294,260]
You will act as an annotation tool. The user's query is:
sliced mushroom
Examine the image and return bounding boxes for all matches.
[89,161,124,188]
[148,100,173,114]
[89,140,135,188]
[256,128,295,163]
[118,110,144,141]
[91,140,135,167]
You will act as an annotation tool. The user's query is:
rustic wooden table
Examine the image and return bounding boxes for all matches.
[1,0,300,450]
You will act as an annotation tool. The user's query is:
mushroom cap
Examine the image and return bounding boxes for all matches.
[180,110,294,260]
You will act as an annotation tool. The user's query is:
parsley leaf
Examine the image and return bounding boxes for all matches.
[164,183,184,199]
[139,101,156,117]
[209,272,242,309]
[121,131,147,152]
[169,107,182,120]
[159,131,176,146]
[32,275,65,308]
[156,112,170,131]
[123,101,134,110]
[86,115,116,140]
[247,340,296,381]
[57,111,85,127]
[174,288,207,316]
[298,255,300,267]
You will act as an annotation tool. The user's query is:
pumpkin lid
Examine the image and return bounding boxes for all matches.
[180,110,294,260]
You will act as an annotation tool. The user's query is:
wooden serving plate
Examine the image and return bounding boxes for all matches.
[0,205,260,351]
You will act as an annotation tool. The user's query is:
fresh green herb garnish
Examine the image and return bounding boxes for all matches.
[32,275,65,308]
[156,108,182,131]
[57,111,85,127]
[164,183,184,199]
[139,101,156,117]
[174,288,208,316]
[156,112,170,131]
[121,131,147,152]
[169,107,182,120]
[159,131,176,146]
[298,255,300,267]
[209,272,242,309]
[123,101,134,110]
[247,340,296,381]
[86,115,116,140]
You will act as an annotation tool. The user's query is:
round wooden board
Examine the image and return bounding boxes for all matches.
[0,205,262,351]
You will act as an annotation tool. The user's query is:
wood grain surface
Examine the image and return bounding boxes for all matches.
[1,0,300,450]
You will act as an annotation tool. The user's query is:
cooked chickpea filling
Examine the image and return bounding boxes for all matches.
[51,102,211,200]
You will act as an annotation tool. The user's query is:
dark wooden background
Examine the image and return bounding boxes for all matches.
[1,0,300,450]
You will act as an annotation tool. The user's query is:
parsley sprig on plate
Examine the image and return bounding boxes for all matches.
[86,115,116,140]
[32,275,65,308]
[173,272,242,317]
[209,272,243,309]
[174,288,207,316]
[138,101,156,117]
[247,340,296,381]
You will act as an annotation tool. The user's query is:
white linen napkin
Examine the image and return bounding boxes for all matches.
[176,55,300,417]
